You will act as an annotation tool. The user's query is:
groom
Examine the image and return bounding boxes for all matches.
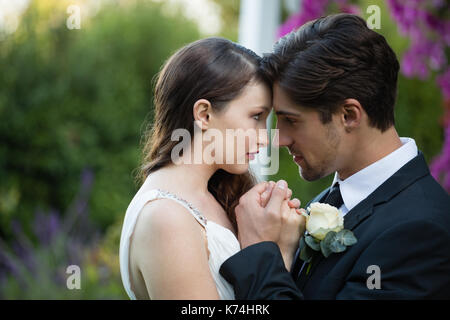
[219,13,450,299]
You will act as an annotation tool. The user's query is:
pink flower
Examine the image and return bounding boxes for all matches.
[277,0,329,38]
[437,68,450,100]
[339,4,361,15]
[431,124,450,192]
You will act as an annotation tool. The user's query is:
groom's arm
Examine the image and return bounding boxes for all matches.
[220,241,304,300]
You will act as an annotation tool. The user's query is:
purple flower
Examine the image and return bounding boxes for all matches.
[0,168,100,297]
[33,209,61,246]
[401,44,431,80]
[278,0,329,37]
[431,124,450,192]
[445,21,450,46]
[81,167,94,192]
[424,12,445,34]
[437,68,450,99]
[386,0,449,145]
[387,0,448,73]
[0,242,20,277]
[429,43,446,70]
[339,4,361,15]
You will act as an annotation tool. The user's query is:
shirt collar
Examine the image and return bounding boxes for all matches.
[332,137,418,211]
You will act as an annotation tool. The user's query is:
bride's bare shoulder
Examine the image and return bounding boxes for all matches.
[132,198,205,249]
[129,197,215,299]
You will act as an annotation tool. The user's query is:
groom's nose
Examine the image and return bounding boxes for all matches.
[272,128,292,148]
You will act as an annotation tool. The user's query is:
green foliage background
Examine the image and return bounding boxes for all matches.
[0,0,203,299]
[1,0,202,234]
[0,0,444,299]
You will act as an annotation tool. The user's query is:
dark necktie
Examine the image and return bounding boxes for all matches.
[323,183,344,208]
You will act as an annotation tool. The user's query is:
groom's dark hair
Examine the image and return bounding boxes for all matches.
[262,13,399,132]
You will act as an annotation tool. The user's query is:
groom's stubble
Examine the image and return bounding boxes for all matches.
[297,121,341,182]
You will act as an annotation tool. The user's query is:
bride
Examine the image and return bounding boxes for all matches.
[119,37,302,300]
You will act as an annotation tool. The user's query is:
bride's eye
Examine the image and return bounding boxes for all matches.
[252,113,263,121]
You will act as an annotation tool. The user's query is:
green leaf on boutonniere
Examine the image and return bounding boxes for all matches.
[330,238,346,253]
[299,237,314,263]
[319,229,358,258]
[305,235,320,251]
[299,235,306,252]
[336,229,358,246]
[320,231,336,258]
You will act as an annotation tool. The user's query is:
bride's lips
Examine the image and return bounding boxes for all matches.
[246,151,259,160]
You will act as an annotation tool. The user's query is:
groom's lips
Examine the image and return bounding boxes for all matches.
[289,149,304,165]
[293,155,304,165]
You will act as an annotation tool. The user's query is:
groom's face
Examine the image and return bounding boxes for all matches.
[273,83,343,181]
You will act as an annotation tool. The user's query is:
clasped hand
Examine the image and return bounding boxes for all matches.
[235,180,306,271]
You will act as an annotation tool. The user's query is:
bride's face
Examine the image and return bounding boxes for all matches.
[207,81,272,174]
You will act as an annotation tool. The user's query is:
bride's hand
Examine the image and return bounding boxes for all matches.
[260,181,300,209]
[260,181,306,271]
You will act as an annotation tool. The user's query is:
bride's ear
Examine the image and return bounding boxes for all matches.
[193,99,212,130]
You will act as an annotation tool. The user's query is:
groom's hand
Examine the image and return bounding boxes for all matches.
[235,180,289,249]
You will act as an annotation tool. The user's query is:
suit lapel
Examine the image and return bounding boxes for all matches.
[293,152,430,291]
[343,152,429,231]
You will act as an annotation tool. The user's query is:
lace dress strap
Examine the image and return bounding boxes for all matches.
[155,189,207,228]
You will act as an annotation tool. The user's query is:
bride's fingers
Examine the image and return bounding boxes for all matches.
[260,191,269,207]
[260,181,275,207]
[254,181,269,194]
[246,181,269,207]
[288,198,301,208]
[286,188,292,200]
[261,182,294,208]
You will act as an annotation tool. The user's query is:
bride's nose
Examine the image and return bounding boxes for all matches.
[257,128,269,148]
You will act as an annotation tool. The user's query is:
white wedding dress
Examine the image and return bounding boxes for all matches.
[119,179,241,300]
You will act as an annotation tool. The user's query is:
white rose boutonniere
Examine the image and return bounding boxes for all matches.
[299,202,357,266]
[306,203,344,240]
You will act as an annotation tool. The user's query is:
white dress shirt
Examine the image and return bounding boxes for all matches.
[332,137,419,216]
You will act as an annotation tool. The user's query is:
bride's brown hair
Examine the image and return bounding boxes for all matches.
[136,37,271,229]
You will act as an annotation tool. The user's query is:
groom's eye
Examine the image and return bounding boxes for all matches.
[283,117,297,125]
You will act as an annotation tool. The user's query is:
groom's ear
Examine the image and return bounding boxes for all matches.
[193,99,212,130]
[340,99,363,133]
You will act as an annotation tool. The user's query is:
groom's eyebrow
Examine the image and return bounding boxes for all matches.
[275,110,300,117]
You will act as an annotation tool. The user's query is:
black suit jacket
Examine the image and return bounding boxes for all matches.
[219,153,450,299]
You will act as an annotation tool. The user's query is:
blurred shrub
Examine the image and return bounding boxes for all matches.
[0,168,127,299]
[0,0,201,238]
